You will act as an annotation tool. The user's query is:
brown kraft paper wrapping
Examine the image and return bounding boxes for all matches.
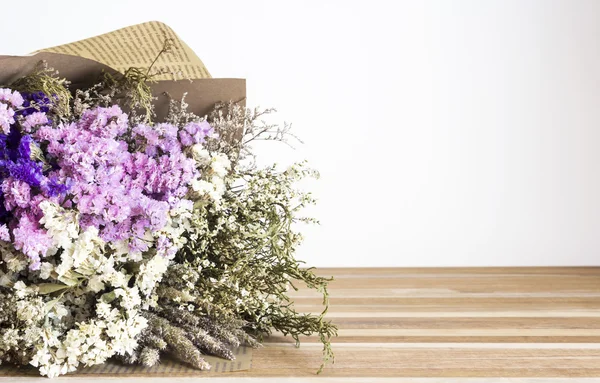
[0,21,246,122]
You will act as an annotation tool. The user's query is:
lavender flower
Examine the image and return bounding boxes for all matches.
[21,112,50,133]
[0,89,69,269]
[35,105,200,254]
[0,223,9,241]
[179,121,213,146]
[16,91,52,122]
[2,178,31,210]
[0,88,24,108]
[0,103,15,134]
[12,212,53,270]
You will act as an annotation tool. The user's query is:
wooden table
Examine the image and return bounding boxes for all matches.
[8,267,600,382]
[259,267,600,381]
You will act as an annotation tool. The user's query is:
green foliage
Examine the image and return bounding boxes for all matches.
[9,61,71,119]
[100,67,156,123]
[158,160,337,373]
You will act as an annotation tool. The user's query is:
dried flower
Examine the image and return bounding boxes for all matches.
[0,46,336,378]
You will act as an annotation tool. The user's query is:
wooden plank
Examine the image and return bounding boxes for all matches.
[329,317,600,329]
[312,267,600,276]
[253,267,600,377]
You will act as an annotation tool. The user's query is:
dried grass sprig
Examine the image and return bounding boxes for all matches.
[9,61,71,119]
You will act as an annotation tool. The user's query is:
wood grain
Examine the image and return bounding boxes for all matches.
[5,267,600,382]
[256,267,600,379]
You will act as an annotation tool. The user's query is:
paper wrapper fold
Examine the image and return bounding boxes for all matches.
[0,21,245,121]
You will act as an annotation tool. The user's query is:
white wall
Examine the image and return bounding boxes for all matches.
[3,0,600,267]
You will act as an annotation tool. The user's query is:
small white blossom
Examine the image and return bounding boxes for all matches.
[39,262,54,280]
[13,281,29,299]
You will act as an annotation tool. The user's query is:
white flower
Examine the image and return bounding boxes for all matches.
[13,281,29,299]
[0,273,11,287]
[191,145,211,165]
[16,298,45,323]
[87,276,105,293]
[2,248,28,273]
[191,178,211,193]
[114,287,142,311]
[109,240,130,261]
[170,199,194,217]
[105,314,147,356]
[96,301,117,321]
[105,270,128,288]
[71,227,104,268]
[49,302,69,321]
[39,363,65,379]
[39,262,54,280]
[211,152,231,178]
[55,252,73,278]
[39,201,79,250]
[136,255,169,297]
[1,328,19,348]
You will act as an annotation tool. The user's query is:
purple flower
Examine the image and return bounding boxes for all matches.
[1,159,44,188]
[32,106,201,254]
[18,91,53,117]
[42,176,70,197]
[78,105,128,139]
[0,99,211,269]
[156,235,176,258]
[21,112,49,133]
[12,213,53,270]
[0,103,15,135]
[2,178,31,210]
[180,121,213,146]
[0,89,24,108]
[0,224,9,242]
[17,135,33,159]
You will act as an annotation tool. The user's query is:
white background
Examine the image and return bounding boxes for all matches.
[3,0,600,267]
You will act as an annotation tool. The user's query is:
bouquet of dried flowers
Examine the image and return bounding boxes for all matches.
[0,23,336,378]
